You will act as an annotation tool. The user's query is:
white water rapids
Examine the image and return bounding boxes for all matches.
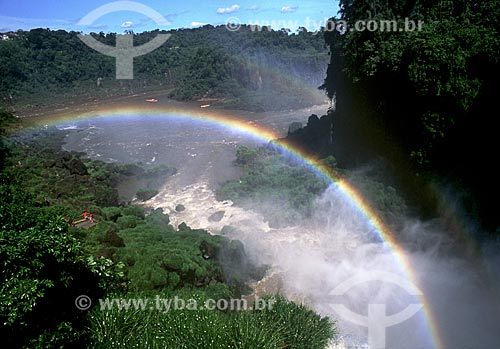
[61,102,500,349]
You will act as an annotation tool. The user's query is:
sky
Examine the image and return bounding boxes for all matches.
[0,0,340,33]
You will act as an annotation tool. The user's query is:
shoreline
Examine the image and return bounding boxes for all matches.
[12,87,329,123]
[14,89,329,142]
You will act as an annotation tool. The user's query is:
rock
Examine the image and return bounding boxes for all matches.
[178,222,191,231]
[199,240,217,260]
[175,204,185,212]
[288,122,303,135]
[61,151,72,162]
[208,211,225,222]
[116,163,145,176]
[43,160,57,168]
[65,158,88,175]
[220,225,236,235]
[136,188,158,201]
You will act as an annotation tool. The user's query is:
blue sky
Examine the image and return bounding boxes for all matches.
[0,0,339,33]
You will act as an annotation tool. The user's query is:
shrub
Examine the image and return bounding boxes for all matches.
[87,295,335,349]
[116,215,137,229]
[121,205,145,219]
[136,187,158,201]
[102,206,122,222]
[0,180,112,348]
[235,146,259,165]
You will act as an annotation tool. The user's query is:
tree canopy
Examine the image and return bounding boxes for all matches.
[322,0,500,230]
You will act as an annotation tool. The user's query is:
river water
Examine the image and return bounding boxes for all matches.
[60,100,500,349]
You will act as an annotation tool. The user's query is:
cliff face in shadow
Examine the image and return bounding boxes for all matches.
[294,1,500,233]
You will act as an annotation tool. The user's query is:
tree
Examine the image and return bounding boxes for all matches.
[0,179,111,348]
[0,110,16,170]
[322,0,500,229]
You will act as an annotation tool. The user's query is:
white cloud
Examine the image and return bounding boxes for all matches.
[216,4,240,14]
[281,6,298,13]
[190,21,207,27]
[120,21,134,28]
[0,14,74,31]
[246,6,259,11]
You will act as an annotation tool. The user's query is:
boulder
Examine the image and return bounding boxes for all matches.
[199,240,217,259]
[178,222,191,231]
[208,211,225,222]
[288,122,303,135]
[65,158,88,175]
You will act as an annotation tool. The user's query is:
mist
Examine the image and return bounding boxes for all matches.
[237,185,500,348]
[60,107,500,349]
[152,164,500,349]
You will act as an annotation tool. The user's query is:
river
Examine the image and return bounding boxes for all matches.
[59,98,500,349]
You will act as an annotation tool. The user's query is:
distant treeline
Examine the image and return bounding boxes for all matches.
[0,25,329,111]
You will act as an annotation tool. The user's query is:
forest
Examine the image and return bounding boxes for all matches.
[0,25,328,112]
[0,23,338,349]
[319,0,500,233]
[1,0,500,348]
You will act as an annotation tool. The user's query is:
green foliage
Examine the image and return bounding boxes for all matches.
[147,207,170,226]
[121,205,145,219]
[218,148,329,226]
[117,218,225,292]
[88,304,281,349]
[3,128,262,296]
[102,206,122,222]
[5,129,120,208]
[116,215,138,229]
[0,26,328,113]
[324,0,500,163]
[87,295,335,349]
[0,178,117,348]
[1,125,322,348]
[0,28,343,346]
[347,169,408,223]
[0,110,16,169]
[322,0,500,229]
[235,145,259,165]
[135,187,158,201]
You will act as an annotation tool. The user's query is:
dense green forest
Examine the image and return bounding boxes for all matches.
[0,112,336,348]
[217,142,408,230]
[2,0,500,346]
[314,0,500,232]
[0,25,328,112]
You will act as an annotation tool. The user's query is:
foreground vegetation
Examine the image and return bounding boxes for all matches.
[88,295,334,349]
[0,112,336,348]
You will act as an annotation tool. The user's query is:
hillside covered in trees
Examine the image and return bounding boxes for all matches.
[2,0,500,347]
[0,25,328,112]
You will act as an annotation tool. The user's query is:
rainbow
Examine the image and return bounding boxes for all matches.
[21,103,444,348]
